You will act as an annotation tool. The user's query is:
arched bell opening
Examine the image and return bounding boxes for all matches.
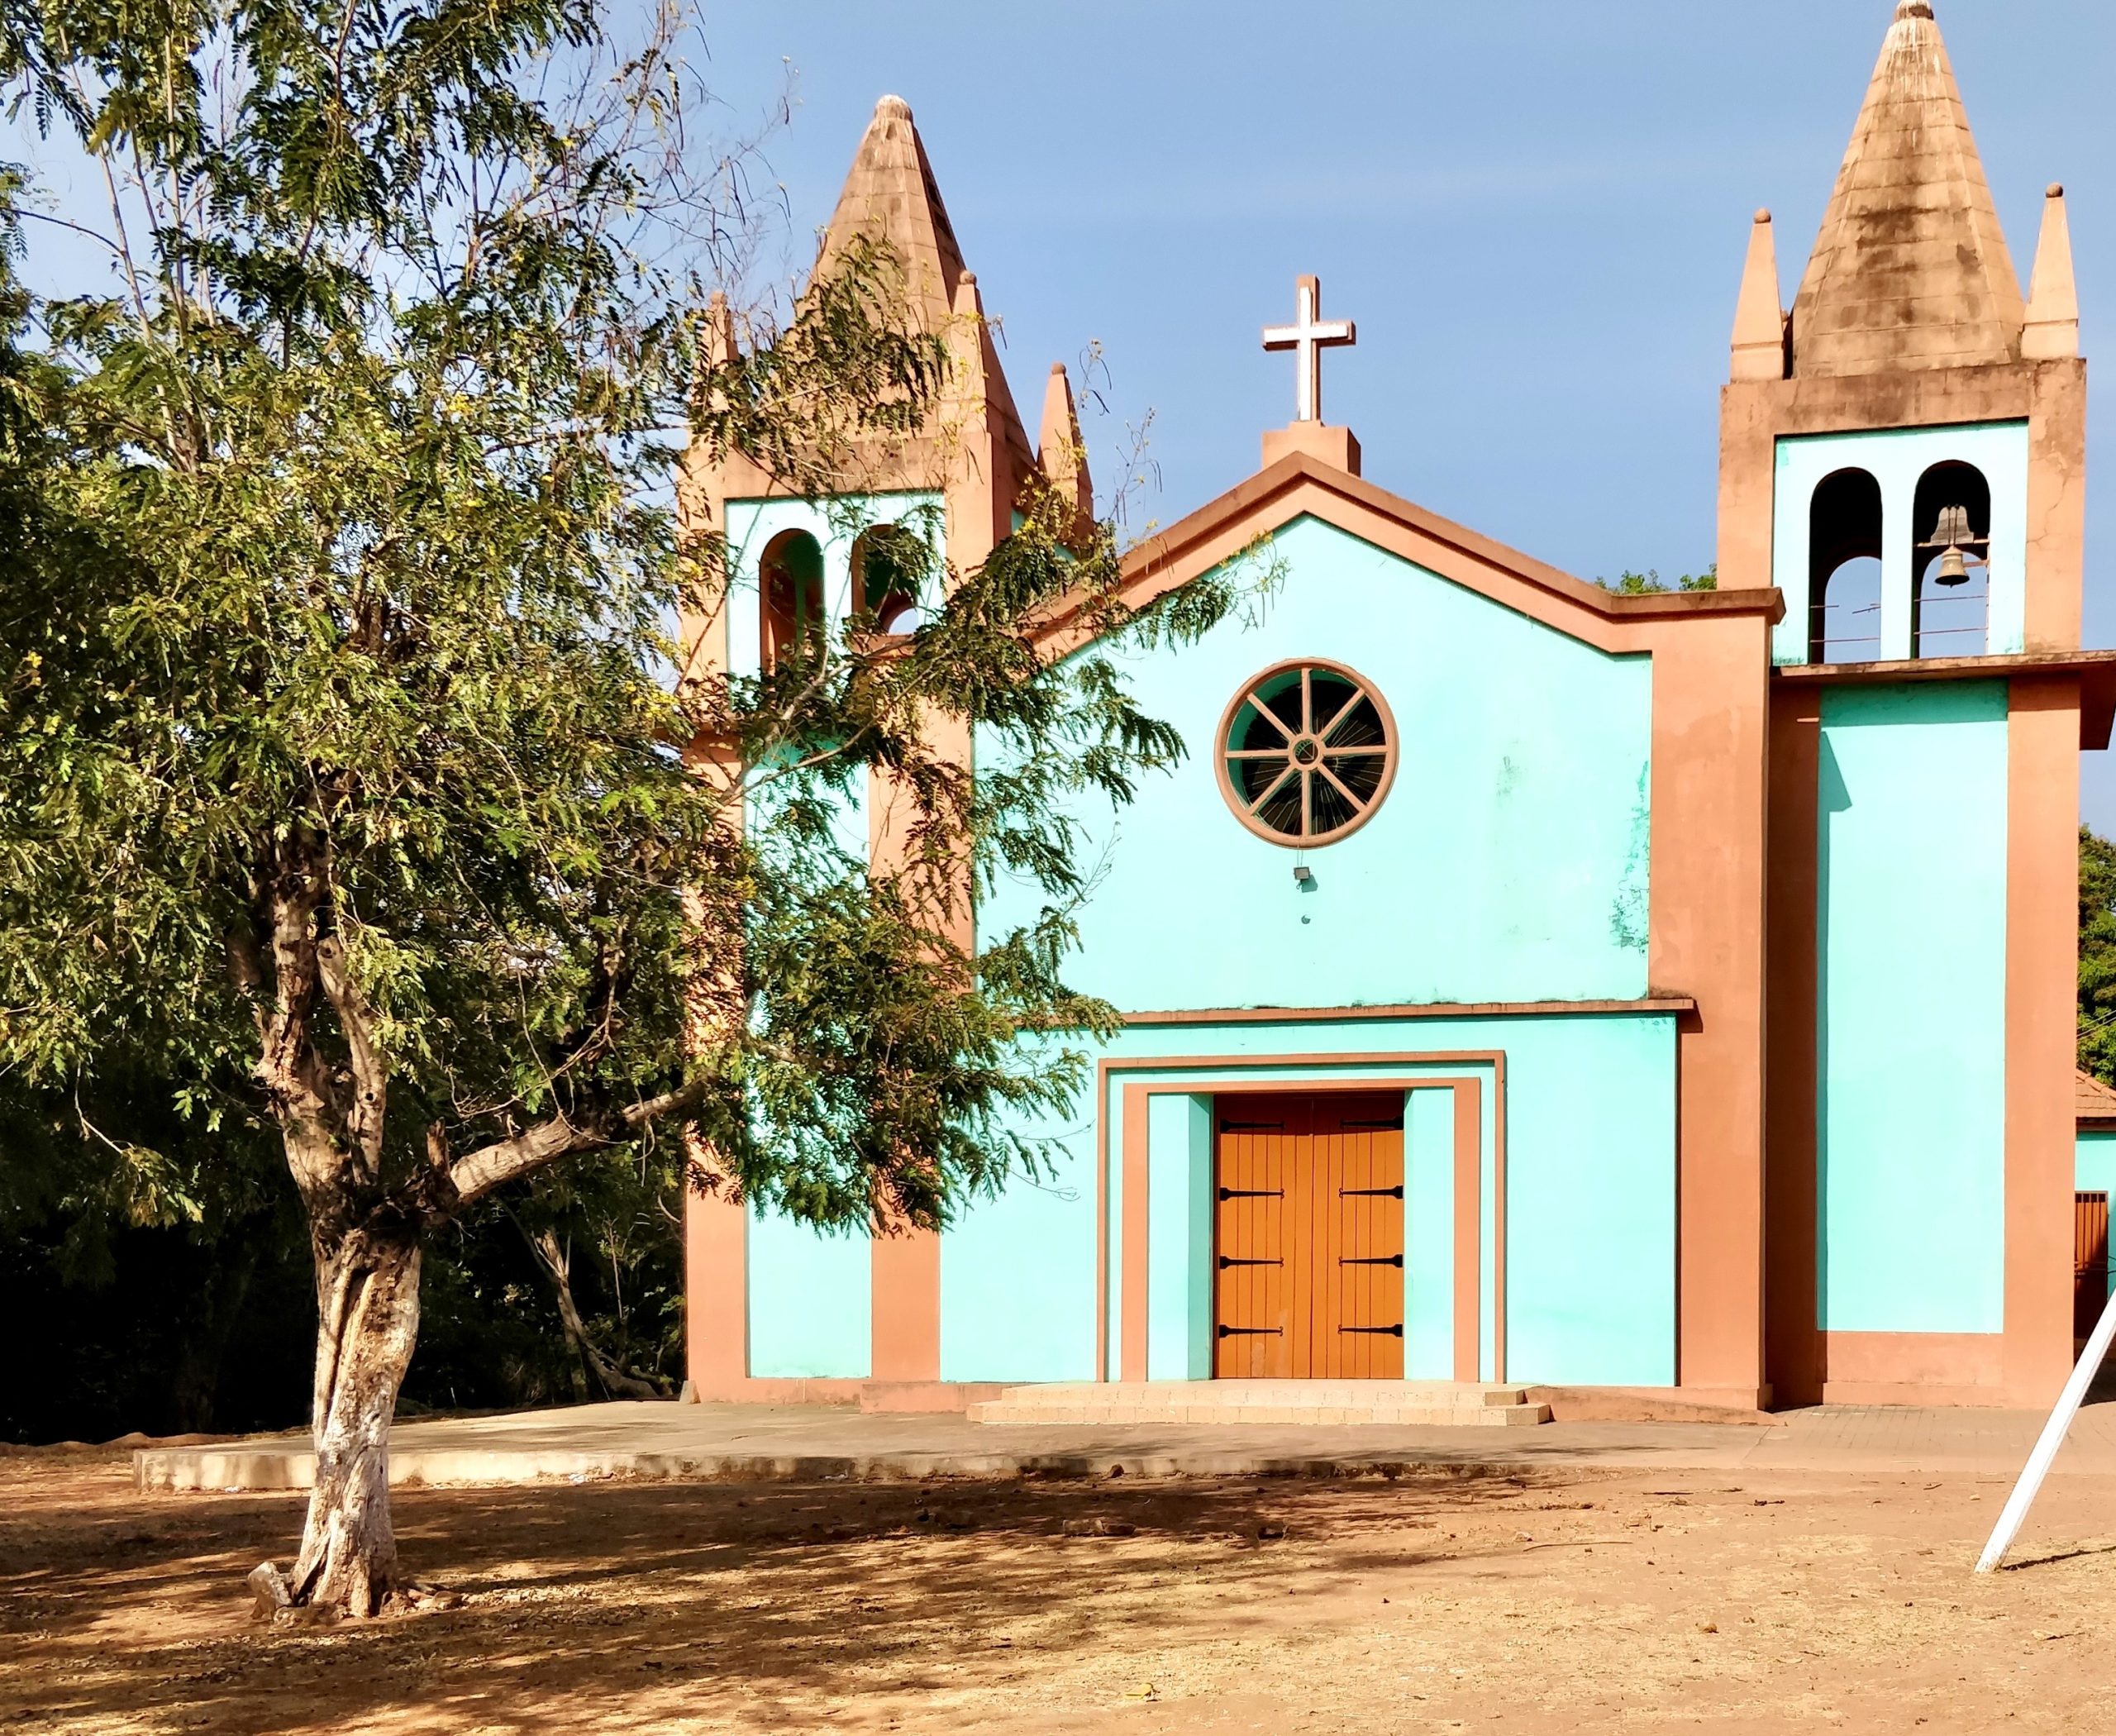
[1911,461,1991,660]
[851,522,932,635]
[1809,467,1884,665]
[760,528,826,673]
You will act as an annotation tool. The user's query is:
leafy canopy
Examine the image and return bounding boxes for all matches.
[0,0,1237,1248]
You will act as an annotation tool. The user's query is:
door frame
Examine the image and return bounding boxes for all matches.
[1108,1066,1494,1384]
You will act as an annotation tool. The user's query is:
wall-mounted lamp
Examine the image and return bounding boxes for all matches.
[1293,866,1313,885]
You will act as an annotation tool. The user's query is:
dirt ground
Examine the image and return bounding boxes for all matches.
[3,1447,2115,1733]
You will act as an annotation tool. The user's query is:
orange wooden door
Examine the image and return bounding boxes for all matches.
[1214,1094,1405,1378]
[1214,1095,1303,1377]
[1321,1094,1407,1378]
[2076,1192,2110,1340]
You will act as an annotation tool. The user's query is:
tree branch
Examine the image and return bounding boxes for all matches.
[443,1075,717,1211]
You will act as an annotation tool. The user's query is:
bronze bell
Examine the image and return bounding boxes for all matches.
[1920,504,1981,588]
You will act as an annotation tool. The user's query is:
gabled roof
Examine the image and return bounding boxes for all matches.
[2080,1070,2116,1127]
[1790,2,2025,378]
[813,96,1033,479]
[1032,451,1783,657]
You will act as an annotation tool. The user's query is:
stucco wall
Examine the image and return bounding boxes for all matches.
[1816,681,2009,1335]
[977,515,1654,1012]
[934,1013,1678,1388]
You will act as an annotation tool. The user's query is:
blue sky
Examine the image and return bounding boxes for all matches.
[10,2,2116,821]
[690,0,2116,826]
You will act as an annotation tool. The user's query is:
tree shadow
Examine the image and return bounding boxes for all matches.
[0,1462,1540,1734]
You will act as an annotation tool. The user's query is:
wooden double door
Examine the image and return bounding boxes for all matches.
[1214,1092,1406,1378]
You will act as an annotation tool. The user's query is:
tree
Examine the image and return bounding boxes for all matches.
[0,0,1233,1614]
[2080,827,2116,1084]
[1596,565,1719,595]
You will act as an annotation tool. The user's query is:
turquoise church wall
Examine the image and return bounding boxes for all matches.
[746,1207,872,1379]
[933,1013,1677,1387]
[976,515,1654,1012]
[1816,682,2009,1335]
[739,503,1678,1388]
[1770,422,2030,665]
[937,1097,1102,1383]
[730,493,948,1379]
[1404,1087,1458,1381]
[1146,1094,1213,1381]
[2078,1132,2116,1197]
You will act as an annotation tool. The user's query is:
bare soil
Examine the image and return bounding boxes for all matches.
[4,1447,2115,1732]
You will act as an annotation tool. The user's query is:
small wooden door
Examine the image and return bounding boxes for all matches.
[1214,1093,1405,1378]
[2076,1192,2110,1341]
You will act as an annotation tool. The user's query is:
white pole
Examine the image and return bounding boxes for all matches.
[1975,1284,2116,1572]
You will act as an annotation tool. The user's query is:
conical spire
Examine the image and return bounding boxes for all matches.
[2023,184,2080,360]
[811,94,1031,480]
[1036,362,1094,542]
[1729,210,1786,380]
[1790,2,2024,377]
[816,95,967,330]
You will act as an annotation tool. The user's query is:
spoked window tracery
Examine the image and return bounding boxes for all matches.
[1215,660,1398,846]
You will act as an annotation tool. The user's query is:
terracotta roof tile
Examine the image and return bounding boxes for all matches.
[2078,1070,2116,1122]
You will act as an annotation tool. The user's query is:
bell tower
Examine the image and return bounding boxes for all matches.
[1718,0,2085,665]
[680,95,1099,1401]
[1745,2,2099,1412]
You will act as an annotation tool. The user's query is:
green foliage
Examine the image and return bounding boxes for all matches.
[1596,565,1719,595]
[2080,827,2116,1085]
[0,0,1231,1348]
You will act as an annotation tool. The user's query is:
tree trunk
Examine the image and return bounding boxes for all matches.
[526,1223,664,1401]
[289,1221,422,1616]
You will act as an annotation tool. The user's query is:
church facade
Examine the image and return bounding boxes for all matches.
[684,2,2116,1413]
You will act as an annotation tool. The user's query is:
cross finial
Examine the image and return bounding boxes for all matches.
[1263,275,1356,424]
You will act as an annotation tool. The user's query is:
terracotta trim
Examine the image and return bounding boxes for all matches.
[1122,997,1694,1027]
[1820,1330,2004,1389]
[870,1229,941,1383]
[2004,676,2080,1408]
[1031,456,1782,661]
[1653,611,1771,1400]
[683,1166,750,1394]
[1775,649,2116,683]
[1094,1093,1110,1383]
[1120,1088,1151,1383]
[1097,1055,1504,1388]
[684,1375,869,1405]
[1111,452,1782,627]
[1122,1073,1487,1386]
[1493,1054,1510,1384]
[1452,1083,1482,1383]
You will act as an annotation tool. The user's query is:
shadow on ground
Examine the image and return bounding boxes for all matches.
[1,1452,1538,1733]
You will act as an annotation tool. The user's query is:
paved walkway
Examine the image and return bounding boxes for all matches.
[131,1396,2116,1492]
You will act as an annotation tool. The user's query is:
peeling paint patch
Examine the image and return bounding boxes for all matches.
[1608,763,1651,954]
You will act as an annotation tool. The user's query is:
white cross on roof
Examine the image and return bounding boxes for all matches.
[1262,274,1356,425]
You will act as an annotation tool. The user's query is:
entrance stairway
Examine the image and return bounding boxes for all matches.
[966,1381,1551,1428]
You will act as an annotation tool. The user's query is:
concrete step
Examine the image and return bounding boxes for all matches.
[967,1381,1552,1428]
